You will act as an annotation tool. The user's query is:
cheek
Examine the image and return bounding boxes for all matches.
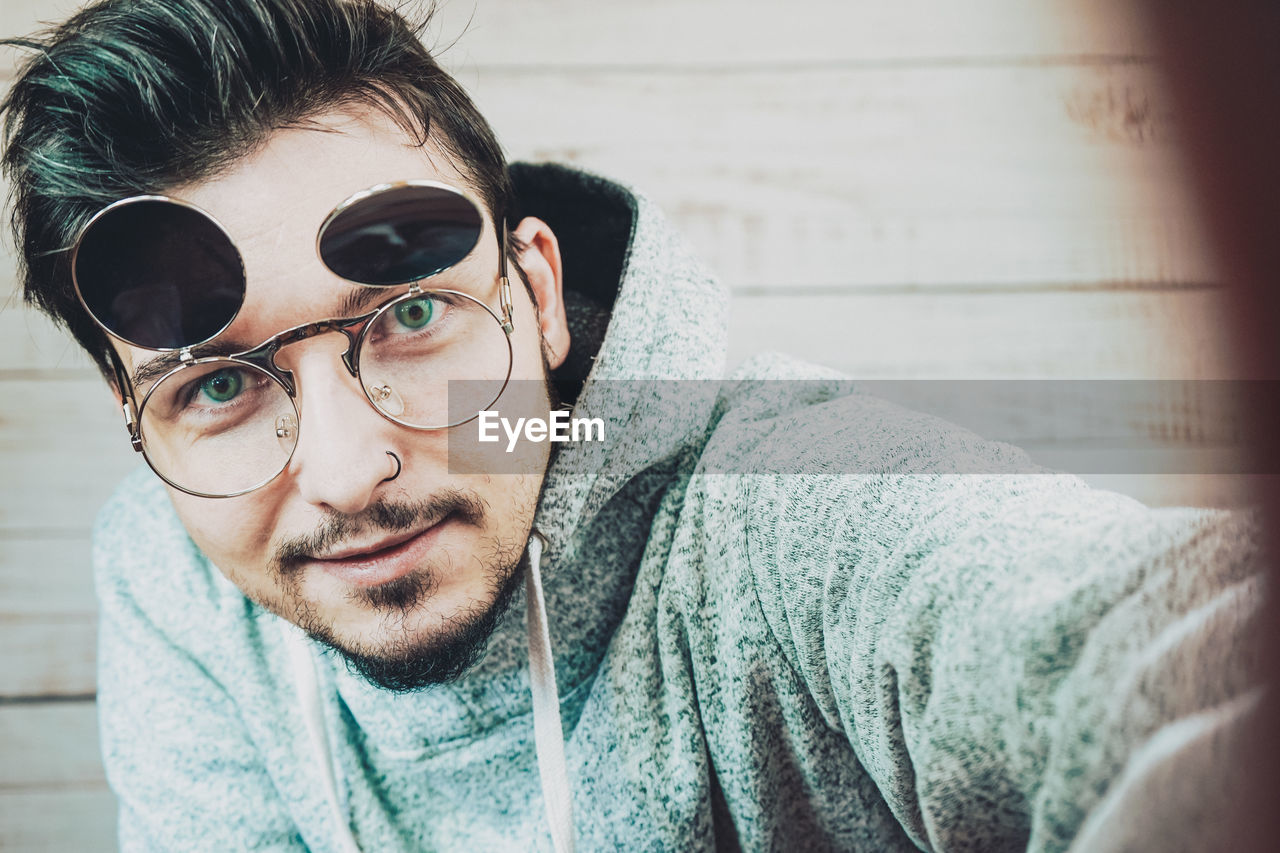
[167,487,280,576]
[475,472,542,541]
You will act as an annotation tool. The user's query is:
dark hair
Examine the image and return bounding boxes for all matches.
[0,0,513,378]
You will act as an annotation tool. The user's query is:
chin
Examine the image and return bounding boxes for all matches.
[295,554,526,692]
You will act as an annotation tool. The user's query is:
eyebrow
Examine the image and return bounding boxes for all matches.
[130,339,254,388]
[127,287,397,388]
[337,286,397,319]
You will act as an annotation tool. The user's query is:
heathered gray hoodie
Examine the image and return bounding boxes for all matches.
[95,164,1266,851]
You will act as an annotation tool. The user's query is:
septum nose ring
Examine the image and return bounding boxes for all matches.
[382,451,402,483]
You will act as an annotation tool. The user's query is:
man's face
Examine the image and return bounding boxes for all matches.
[110,109,569,689]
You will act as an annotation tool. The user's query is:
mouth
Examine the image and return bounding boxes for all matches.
[308,513,454,589]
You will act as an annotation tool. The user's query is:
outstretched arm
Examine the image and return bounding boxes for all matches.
[742,396,1265,851]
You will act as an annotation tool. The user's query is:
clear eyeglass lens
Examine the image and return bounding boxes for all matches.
[138,360,298,496]
[358,290,512,428]
[132,290,512,497]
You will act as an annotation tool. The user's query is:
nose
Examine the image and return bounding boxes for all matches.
[282,340,403,515]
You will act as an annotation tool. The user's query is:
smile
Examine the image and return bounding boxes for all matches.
[308,516,453,589]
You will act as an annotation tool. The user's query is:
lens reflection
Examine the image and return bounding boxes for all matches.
[74,199,244,349]
[318,184,483,286]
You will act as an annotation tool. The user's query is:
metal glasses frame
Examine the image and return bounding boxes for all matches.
[80,181,516,498]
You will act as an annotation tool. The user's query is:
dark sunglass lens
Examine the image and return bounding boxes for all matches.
[73,199,245,350]
[318,184,484,286]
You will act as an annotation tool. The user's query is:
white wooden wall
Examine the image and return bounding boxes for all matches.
[0,0,1249,849]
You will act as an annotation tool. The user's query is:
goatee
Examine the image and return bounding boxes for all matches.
[270,491,526,691]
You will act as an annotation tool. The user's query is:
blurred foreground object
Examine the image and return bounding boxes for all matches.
[1124,0,1280,849]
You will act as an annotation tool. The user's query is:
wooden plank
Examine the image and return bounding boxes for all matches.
[0,616,97,697]
[465,63,1209,291]
[1015,442,1248,477]
[727,288,1237,379]
[0,536,97,698]
[1078,474,1264,509]
[1,0,85,35]
[0,0,84,83]
[0,701,103,788]
[0,378,141,534]
[0,706,112,853]
[0,536,94,614]
[424,0,1157,69]
[0,534,96,699]
[0,301,96,374]
[854,380,1252,446]
[0,789,116,853]
[2,0,1158,80]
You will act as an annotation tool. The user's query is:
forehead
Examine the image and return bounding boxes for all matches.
[172,107,473,239]
[153,108,486,342]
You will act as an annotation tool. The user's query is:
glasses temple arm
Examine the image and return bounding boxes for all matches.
[499,220,514,334]
[107,349,143,452]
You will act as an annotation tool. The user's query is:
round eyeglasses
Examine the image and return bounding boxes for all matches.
[70,181,516,498]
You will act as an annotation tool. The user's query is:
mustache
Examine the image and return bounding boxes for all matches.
[271,490,488,576]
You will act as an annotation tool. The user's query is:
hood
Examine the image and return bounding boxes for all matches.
[327,163,730,752]
[515,162,729,563]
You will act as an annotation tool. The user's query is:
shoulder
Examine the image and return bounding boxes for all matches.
[694,354,1116,643]
[704,352,1045,485]
[92,468,260,656]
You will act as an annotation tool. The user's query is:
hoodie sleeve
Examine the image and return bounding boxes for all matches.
[93,476,307,852]
[742,397,1267,852]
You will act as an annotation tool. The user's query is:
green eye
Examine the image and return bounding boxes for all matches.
[199,369,243,404]
[393,297,435,330]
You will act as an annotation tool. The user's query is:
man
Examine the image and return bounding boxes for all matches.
[0,0,1265,850]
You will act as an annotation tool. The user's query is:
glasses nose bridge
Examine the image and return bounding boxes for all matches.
[242,317,363,393]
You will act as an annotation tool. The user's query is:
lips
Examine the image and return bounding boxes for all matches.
[308,515,452,589]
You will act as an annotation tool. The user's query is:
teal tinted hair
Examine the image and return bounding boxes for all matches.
[1,0,512,377]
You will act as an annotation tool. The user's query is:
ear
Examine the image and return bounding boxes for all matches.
[511,216,570,370]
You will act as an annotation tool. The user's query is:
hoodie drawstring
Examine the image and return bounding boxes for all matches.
[283,532,575,853]
[283,620,362,853]
[525,531,576,852]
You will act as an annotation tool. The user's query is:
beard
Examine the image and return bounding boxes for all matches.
[268,490,527,692]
